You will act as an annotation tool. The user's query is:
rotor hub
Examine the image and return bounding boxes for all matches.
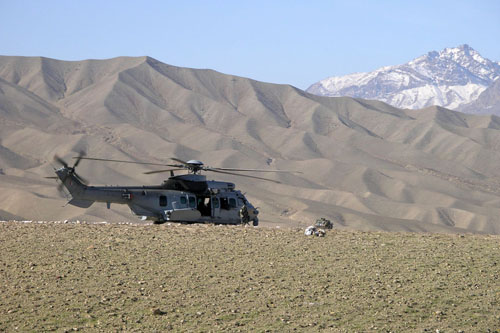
[185,160,204,174]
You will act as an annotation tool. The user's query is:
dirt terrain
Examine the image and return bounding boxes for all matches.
[1,222,499,331]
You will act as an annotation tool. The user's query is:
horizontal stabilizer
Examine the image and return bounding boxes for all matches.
[68,198,94,208]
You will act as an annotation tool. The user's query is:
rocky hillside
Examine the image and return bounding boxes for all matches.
[1,55,500,233]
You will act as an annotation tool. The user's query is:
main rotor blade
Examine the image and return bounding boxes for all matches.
[74,157,182,167]
[171,158,190,166]
[208,167,302,174]
[72,150,87,168]
[208,169,281,184]
[44,176,59,179]
[143,168,185,175]
[54,155,68,168]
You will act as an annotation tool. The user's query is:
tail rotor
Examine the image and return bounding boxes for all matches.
[53,151,89,185]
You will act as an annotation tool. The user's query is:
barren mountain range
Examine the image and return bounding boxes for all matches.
[1,55,500,234]
[307,45,500,113]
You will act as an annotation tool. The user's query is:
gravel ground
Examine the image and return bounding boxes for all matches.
[0,222,499,332]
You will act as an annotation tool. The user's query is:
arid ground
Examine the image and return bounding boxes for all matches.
[1,222,498,332]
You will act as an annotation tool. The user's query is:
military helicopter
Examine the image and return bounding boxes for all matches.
[49,153,296,226]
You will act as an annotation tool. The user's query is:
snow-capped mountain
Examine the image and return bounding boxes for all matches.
[307,45,500,110]
[458,76,500,115]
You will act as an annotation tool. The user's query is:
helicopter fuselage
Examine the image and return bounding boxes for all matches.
[55,168,259,225]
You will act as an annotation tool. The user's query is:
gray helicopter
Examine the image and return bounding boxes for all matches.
[50,153,294,226]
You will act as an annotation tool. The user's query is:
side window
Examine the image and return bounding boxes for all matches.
[229,198,237,208]
[213,198,219,208]
[180,196,187,205]
[189,196,196,208]
[159,195,167,207]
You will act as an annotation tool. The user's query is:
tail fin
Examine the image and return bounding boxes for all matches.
[55,167,93,208]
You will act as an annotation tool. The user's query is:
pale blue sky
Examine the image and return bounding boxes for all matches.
[1,1,499,89]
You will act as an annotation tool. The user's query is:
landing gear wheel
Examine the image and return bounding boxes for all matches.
[252,218,259,227]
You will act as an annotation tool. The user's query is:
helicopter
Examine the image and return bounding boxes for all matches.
[49,153,296,226]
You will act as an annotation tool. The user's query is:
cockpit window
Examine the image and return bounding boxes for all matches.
[229,198,237,208]
[180,196,187,205]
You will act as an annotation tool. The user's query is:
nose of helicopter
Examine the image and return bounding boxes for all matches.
[248,206,259,218]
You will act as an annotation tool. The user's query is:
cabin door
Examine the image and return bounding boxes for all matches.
[211,196,220,218]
